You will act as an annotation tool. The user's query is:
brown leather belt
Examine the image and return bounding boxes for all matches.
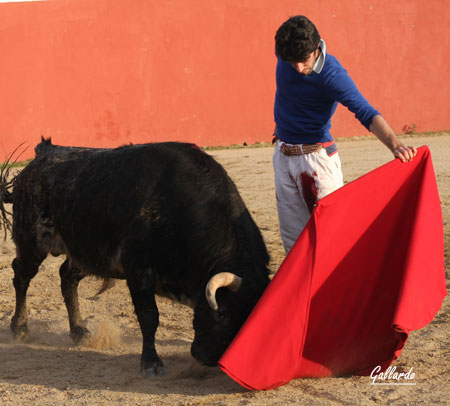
[280,143,323,156]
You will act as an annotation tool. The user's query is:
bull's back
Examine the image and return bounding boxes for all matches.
[12,142,258,278]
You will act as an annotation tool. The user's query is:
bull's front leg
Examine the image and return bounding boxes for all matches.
[59,259,90,343]
[126,271,165,377]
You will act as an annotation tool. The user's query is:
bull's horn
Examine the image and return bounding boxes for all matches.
[205,272,243,311]
[96,278,116,295]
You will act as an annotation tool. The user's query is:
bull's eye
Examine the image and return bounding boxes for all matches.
[217,309,228,322]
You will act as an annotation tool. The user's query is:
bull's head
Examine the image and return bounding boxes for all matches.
[191,271,268,366]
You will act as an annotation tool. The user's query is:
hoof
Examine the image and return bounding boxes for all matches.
[70,326,91,344]
[140,361,166,377]
[11,318,30,342]
[11,326,30,342]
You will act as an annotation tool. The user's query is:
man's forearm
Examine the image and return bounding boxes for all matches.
[369,115,417,162]
[369,115,402,151]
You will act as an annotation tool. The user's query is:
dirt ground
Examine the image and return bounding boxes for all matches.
[0,134,449,405]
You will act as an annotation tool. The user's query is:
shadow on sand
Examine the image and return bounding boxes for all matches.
[0,325,245,396]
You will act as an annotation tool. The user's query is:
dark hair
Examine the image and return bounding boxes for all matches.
[275,15,321,62]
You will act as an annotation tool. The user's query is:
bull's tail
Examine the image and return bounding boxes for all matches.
[0,143,27,238]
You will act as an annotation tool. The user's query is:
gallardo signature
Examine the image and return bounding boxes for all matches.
[370,366,416,385]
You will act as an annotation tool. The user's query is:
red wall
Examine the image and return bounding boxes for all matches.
[1,0,449,159]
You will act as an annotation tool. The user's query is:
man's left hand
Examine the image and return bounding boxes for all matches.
[393,145,417,162]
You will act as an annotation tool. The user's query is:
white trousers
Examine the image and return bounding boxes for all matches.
[273,141,344,253]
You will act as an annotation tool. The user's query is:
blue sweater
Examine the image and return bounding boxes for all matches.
[274,54,380,144]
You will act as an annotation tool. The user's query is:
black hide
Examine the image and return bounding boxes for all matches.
[7,138,270,376]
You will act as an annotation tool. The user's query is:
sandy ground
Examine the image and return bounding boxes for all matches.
[0,134,449,405]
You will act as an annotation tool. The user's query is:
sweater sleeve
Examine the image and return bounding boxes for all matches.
[322,68,380,130]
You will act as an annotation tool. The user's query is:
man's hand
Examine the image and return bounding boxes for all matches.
[393,145,417,162]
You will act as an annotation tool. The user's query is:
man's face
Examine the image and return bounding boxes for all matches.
[290,47,321,76]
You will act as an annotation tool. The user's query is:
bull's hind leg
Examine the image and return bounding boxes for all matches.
[59,259,90,343]
[126,271,165,377]
[11,255,45,341]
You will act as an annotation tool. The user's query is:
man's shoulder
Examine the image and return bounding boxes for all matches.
[322,53,345,74]
[317,53,351,85]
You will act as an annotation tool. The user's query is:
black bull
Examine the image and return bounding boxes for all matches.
[0,138,270,376]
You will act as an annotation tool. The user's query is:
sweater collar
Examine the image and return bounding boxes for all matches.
[313,39,327,74]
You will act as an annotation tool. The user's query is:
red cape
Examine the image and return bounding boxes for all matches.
[219,146,446,390]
